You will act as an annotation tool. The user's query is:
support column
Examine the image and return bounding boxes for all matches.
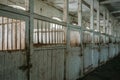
[29,0,34,80]
[96,1,100,65]
[78,0,84,77]
[90,0,94,68]
[63,0,69,80]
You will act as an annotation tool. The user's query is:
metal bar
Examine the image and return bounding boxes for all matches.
[15,20,17,49]
[103,9,106,43]
[106,10,109,43]
[2,17,4,50]
[53,24,57,44]
[41,21,43,44]
[45,22,47,44]
[11,19,14,50]
[7,18,9,50]
[20,21,21,50]
[37,20,39,43]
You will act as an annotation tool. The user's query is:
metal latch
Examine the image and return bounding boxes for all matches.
[18,64,32,71]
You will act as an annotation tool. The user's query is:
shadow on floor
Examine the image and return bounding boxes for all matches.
[78,54,120,80]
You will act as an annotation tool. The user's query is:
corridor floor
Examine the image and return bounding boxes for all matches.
[79,54,120,80]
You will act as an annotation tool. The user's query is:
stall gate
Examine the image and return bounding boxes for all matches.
[0,10,29,80]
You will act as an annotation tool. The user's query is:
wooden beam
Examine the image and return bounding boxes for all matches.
[111,10,120,14]
[100,0,120,4]
[78,0,82,27]
[63,0,69,23]
[97,1,100,32]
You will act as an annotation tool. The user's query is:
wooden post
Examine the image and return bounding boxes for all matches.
[90,0,94,68]
[78,0,84,77]
[97,1,100,66]
[29,0,34,80]
[63,0,69,80]
[103,8,106,43]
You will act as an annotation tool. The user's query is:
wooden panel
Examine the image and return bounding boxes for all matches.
[0,51,27,80]
[66,47,81,80]
[92,45,99,68]
[83,45,92,73]
[30,48,64,80]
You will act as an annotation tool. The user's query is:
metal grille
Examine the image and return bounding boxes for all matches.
[0,16,25,50]
[33,19,66,46]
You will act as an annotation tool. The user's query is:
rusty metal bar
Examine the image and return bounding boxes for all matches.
[41,21,43,44]
[15,20,17,49]
[20,20,21,50]
[37,20,39,43]
[7,18,9,50]
[45,22,47,44]
[2,17,4,50]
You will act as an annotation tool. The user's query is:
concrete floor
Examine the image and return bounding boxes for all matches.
[79,54,120,80]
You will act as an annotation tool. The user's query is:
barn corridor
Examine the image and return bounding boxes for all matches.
[0,0,120,80]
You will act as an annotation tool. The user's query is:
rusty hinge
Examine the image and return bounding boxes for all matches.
[18,64,32,71]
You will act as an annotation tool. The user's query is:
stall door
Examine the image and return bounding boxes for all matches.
[0,10,29,80]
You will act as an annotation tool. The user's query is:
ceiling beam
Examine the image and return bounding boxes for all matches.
[110,10,120,14]
[115,16,120,19]
[100,0,120,4]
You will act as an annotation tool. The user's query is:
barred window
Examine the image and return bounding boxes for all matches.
[33,19,66,46]
[0,16,25,50]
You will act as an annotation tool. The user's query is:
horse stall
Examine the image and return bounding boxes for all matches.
[0,11,29,80]
[30,16,66,80]
[83,30,93,73]
[92,33,99,68]
[65,25,82,80]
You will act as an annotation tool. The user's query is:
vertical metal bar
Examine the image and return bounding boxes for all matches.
[78,0,84,77]
[45,22,47,44]
[11,19,13,50]
[52,24,54,44]
[103,9,106,43]
[55,24,56,45]
[2,17,4,50]
[61,26,63,44]
[37,20,39,43]
[48,22,50,44]
[41,21,43,44]
[20,21,21,50]
[15,20,17,50]
[7,18,9,50]
[57,25,59,44]
[46,22,49,44]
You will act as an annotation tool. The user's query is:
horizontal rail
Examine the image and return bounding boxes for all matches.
[34,13,66,26]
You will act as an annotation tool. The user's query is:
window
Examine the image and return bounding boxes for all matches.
[0,16,25,50]
[33,19,66,46]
